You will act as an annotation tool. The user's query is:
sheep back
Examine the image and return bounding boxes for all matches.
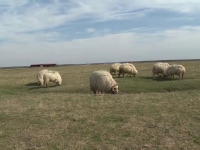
[122,63,136,70]
[89,70,118,94]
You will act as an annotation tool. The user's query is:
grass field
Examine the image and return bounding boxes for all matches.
[0,61,200,149]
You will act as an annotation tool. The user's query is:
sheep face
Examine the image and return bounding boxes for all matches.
[110,84,118,94]
[56,81,61,86]
[132,70,138,76]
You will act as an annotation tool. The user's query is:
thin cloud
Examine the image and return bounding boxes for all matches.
[0,1,200,66]
[1,26,200,67]
[86,28,96,33]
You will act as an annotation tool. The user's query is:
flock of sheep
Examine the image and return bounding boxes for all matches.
[37,62,186,94]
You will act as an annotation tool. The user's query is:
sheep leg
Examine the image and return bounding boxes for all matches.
[95,91,104,96]
[182,73,184,80]
[157,73,162,77]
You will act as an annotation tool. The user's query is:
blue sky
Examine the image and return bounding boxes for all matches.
[0,0,200,67]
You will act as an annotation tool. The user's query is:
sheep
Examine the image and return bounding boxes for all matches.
[110,63,121,75]
[163,64,186,80]
[89,70,118,94]
[43,70,62,88]
[122,63,136,70]
[118,63,138,78]
[37,69,48,86]
[152,62,170,79]
[123,63,137,77]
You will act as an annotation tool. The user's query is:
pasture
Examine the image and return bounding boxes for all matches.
[0,61,200,149]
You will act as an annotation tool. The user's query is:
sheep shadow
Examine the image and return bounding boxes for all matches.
[28,84,59,90]
[25,82,42,90]
[113,76,136,79]
[28,87,43,90]
[25,82,39,86]
[139,76,180,82]
[113,76,120,79]
[26,82,58,90]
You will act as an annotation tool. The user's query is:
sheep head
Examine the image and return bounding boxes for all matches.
[110,84,118,94]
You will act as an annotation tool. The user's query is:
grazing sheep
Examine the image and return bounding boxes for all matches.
[110,63,121,75]
[123,63,137,77]
[152,62,170,79]
[37,69,48,86]
[89,70,118,94]
[163,64,186,80]
[43,70,62,88]
[118,63,138,78]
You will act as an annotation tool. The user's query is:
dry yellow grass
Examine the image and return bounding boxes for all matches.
[0,61,200,149]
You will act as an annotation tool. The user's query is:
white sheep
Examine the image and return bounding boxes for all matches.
[37,69,48,86]
[110,63,121,75]
[89,70,118,94]
[118,63,138,78]
[122,63,137,75]
[163,64,186,80]
[152,62,170,79]
[43,70,62,88]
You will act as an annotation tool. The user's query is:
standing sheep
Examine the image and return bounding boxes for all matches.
[43,70,62,88]
[163,64,186,80]
[118,63,138,78]
[110,63,121,75]
[89,70,118,94]
[37,69,48,86]
[152,62,170,79]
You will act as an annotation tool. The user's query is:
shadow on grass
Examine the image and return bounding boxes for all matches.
[26,82,42,90]
[113,76,121,79]
[27,85,59,90]
[28,87,43,90]
[26,82,59,90]
[112,75,120,79]
[113,76,137,79]
[25,82,39,86]
[139,76,180,82]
